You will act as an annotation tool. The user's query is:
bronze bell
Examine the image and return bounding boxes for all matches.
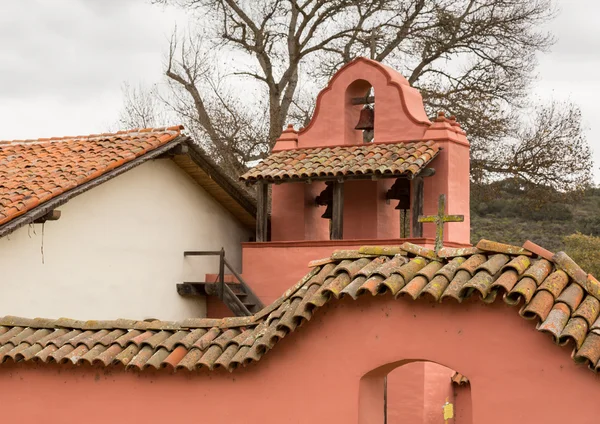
[354,105,374,131]
[316,183,333,220]
[321,203,332,219]
[395,194,411,210]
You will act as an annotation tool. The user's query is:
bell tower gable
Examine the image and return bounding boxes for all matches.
[297,57,431,148]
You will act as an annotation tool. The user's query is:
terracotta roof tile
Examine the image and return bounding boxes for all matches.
[451,372,469,386]
[0,126,184,228]
[1,241,600,375]
[240,141,439,183]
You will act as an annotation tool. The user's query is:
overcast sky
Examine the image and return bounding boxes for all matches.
[1,0,598,182]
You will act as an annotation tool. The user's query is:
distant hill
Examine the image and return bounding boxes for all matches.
[470,184,600,252]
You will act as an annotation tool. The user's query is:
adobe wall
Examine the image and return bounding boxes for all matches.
[2,295,598,424]
[0,159,250,321]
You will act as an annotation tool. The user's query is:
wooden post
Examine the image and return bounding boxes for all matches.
[218,248,225,300]
[400,210,409,238]
[256,182,268,242]
[411,177,424,237]
[331,181,344,240]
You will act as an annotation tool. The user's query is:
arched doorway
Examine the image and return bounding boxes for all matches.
[360,360,472,424]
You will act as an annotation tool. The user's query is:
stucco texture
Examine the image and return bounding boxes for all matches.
[0,296,598,423]
[0,159,250,321]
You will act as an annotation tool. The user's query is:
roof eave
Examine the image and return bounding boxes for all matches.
[0,135,188,239]
[184,141,257,219]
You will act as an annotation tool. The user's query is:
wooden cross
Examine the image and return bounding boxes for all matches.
[418,194,464,252]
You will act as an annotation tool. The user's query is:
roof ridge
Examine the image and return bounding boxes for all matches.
[0,125,184,146]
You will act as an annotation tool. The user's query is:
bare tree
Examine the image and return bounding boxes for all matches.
[163,33,271,176]
[145,0,592,193]
[116,82,169,129]
[476,101,592,191]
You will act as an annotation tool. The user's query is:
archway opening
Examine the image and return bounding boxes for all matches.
[344,79,375,144]
[359,360,472,424]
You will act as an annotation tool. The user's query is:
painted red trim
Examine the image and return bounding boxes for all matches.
[298,57,431,136]
[242,238,471,249]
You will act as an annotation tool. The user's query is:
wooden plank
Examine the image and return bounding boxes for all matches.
[331,181,344,240]
[411,177,424,237]
[256,182,269,242]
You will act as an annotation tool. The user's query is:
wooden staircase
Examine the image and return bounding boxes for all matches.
[177,249,263,316]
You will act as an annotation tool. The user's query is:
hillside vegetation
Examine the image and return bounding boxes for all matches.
[470,183,600,275]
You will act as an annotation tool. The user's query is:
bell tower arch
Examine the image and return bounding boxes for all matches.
[297,57,431,148]
[345,79,373,144]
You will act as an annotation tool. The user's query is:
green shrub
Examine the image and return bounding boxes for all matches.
[563,233,600,277]
[578,217,600,236]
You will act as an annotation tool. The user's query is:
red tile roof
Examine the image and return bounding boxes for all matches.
[240,140,439,184]
[0,126,184,228]
[451,372,469,386]
[0,239,599,374]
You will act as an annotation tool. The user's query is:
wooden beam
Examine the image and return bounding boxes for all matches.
[411,177,424,237]
[351,96,375,105]
[256,182,269,242]
[183,250,223,256]
[218,248,225,300]
[331,181,344,240]
[176,282,217,296]
[419,168,436,178]
[157,143,189,158]
[33,210,61,224]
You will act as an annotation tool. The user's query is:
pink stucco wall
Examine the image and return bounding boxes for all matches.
[2,296,598,423]
[297,58,431,146]
[421,139,471,244]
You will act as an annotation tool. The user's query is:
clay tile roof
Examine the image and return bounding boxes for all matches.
[451,372,469,386]
[1,238,600,374]
[0,126,185,235]
[240,140,439,184]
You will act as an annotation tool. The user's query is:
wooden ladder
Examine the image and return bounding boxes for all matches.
[177,249,264,316]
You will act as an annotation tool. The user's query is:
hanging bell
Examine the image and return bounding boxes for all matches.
[354,105,374,131]
[321,203,333,219]
[316,183,333,220]
[395,194,411,210]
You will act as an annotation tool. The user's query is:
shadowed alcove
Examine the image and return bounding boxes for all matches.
[359,359,472,424]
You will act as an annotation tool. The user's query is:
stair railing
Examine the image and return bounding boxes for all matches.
[182,248,264,316]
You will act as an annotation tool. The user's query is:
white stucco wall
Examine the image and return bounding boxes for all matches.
[0,159,251,321]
